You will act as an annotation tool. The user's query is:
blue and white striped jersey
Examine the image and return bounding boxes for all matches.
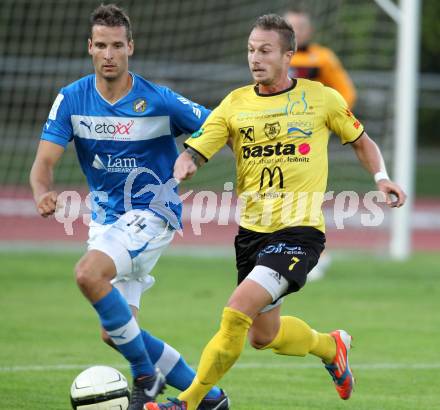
[41,73,210,228]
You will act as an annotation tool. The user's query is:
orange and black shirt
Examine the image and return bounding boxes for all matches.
[289,44,357,109]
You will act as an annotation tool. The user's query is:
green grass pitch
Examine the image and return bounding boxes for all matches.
[0,251,439,409]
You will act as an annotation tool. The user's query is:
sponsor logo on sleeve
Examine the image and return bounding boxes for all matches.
[48,93,64,120]
[191,128,204,138]
[177,96,202,118]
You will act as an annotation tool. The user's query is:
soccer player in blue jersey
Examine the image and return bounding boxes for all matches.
[29,4,229,410]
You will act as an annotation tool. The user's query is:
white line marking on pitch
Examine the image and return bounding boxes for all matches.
[1,362,439,373]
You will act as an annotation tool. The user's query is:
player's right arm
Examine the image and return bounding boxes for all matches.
[30,140,65,217]
[174,147,206,181]
[30,89,73,217]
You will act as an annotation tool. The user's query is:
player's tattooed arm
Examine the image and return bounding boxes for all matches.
[174,147,206,181]
[186,147,206,168]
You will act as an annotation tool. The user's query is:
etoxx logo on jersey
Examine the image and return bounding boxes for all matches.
[72,116,171,142]
[80,119,134,137]
[92,154,138,173]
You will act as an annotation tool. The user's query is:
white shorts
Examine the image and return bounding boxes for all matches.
[88,210,175,309]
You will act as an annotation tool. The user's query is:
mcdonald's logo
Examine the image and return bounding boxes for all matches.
[259,166,284,190]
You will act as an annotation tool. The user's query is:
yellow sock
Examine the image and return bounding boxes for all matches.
[310,330,336,364]
[178,307,252,410]
[262,316,336,362]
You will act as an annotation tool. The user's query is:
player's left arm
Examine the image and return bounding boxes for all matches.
[174,147,206,181]
[350,132,407,208]
[325,86,406,208]
[163,87,211,135]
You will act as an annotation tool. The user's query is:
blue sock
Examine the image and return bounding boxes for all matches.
[93,287,155,378]
[141,330,221,399]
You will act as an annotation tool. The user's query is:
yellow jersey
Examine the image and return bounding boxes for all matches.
[185,79,364,233]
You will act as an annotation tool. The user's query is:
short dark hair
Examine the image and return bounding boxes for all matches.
[90,4,132,41]
[252,14,296,52]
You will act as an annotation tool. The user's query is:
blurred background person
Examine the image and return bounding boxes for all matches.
[285,8,357,109]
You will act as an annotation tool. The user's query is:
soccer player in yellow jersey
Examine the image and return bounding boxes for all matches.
[147,14,406,410]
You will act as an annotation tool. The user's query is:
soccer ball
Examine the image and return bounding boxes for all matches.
[70,365,130,410]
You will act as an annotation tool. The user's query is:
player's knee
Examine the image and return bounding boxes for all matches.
[248,328,277,350]
[249,337,268,350]
[74,260,101,291]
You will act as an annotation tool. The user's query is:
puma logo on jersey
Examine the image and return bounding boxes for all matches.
[80,120,92,131]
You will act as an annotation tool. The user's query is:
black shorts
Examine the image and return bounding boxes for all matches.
[234,226,325,295]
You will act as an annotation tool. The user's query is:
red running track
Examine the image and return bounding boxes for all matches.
[1,187,439,251]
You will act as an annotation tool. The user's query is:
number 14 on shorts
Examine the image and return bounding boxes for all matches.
[126,214,147,232]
